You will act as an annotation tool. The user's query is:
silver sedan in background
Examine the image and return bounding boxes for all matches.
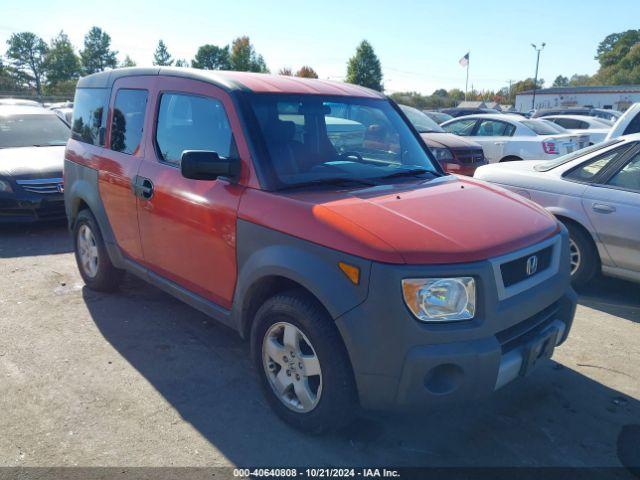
[474,135,640,286]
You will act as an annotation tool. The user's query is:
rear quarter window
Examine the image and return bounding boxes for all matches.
[71,88,108,146]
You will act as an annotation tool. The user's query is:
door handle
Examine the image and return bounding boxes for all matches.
[133,175,154,200]
[494,141,505,145]
[592,203,615,214]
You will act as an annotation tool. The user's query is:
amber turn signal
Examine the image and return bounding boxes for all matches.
[338,262,360,285]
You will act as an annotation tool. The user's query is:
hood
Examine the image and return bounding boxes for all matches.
[420,132,482,149]
[240,176,559,265]
[0,146,65,177]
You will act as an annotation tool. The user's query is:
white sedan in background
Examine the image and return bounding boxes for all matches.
[474,135,640,286]
[543,115,611,144]
[441,114,587,163]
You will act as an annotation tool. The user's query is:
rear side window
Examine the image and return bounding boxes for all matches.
[443,119,476,136]
[71,88,108,145]
[608,152,640,192]
[623,112,640,136]
[551,118,588,129]
[155,93,233,165]
[110,89,148,155]
[475,120,515,137]
[564,149,623,182]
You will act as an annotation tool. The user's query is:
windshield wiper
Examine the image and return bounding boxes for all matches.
[279,177,378,191]
[379,168,435,180]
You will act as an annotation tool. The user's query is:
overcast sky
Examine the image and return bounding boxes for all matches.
[1,0,639,94]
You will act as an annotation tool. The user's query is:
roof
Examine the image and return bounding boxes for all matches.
[442,113,523,124]
[457,101,486,108]
[517,85,640,96]
[77,67,384,98]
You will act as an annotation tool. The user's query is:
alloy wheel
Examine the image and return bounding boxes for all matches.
[77,224,99,278]
[569,237,581,276]
[262,322,322,413]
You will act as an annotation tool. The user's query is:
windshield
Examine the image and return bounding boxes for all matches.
[399,105,444,133]
[520,119,561,135]
[534,139,624,171]
[0,114,70,148]
[248,94,440,189]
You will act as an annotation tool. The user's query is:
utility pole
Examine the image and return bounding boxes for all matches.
[531,43,545,111]
[506,79,516,109]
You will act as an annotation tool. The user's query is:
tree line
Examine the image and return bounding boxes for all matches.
[1,26,637,104]
[391,29,640,110]
[0,27,384,98]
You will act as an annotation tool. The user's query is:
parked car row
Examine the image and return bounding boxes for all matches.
[440,114,588,163]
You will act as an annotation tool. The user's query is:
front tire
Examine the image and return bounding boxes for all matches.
[563,221,598,287]
[251,291,357,433]
[73,209,124,292]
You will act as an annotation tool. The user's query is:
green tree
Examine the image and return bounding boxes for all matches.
[346,40,383,91]
[447,88,465,102]
[0,58,23,92]
[44,31,80,89]
[568,74,593,86]
[191,44,230,70]
[120,55,136,67]
[552,75,569,87]
[278,67,293,76]
[153,40,173,66]
[295,65,318,78]
[229,36,268,72]
[175,58,188,67]
[596,30,640,68]
[80,27,118,74]
[5,32,48,95]
[595,32,640,85]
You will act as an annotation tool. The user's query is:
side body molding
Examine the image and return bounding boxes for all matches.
[64,159,126,268]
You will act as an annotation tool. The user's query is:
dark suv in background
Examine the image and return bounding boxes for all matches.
[399,105,487,175]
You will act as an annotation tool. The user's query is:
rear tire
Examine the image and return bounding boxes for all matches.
[562,221,598,287]
[251,290,358,434]
[73,209,124,292]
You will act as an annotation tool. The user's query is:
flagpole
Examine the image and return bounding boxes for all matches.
[465,52,470,100]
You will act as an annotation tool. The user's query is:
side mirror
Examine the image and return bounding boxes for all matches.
[180,150,239,181]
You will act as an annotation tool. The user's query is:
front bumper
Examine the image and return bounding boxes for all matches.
[335,229,577,412]
[0,192,66,223]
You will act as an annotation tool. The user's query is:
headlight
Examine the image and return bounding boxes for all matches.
[430,147,454,162]
[402,277,476,322]
[0,179,13,193]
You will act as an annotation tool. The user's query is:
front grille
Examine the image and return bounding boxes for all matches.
[16,178,63,194]
[500,245,553,288]
[451,148,485,164]
[496,301,559,353]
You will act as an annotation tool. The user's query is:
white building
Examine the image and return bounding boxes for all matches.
[515,85,640,112]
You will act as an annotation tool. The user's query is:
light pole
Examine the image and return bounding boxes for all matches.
[531,43,545,111]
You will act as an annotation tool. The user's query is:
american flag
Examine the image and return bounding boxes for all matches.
[459,52,469,67]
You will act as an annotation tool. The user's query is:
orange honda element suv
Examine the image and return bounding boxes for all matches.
[65,68,576,433]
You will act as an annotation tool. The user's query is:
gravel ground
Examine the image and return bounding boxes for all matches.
[0,222,638,474]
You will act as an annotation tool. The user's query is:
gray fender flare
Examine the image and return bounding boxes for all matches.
[231,239,371,338]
